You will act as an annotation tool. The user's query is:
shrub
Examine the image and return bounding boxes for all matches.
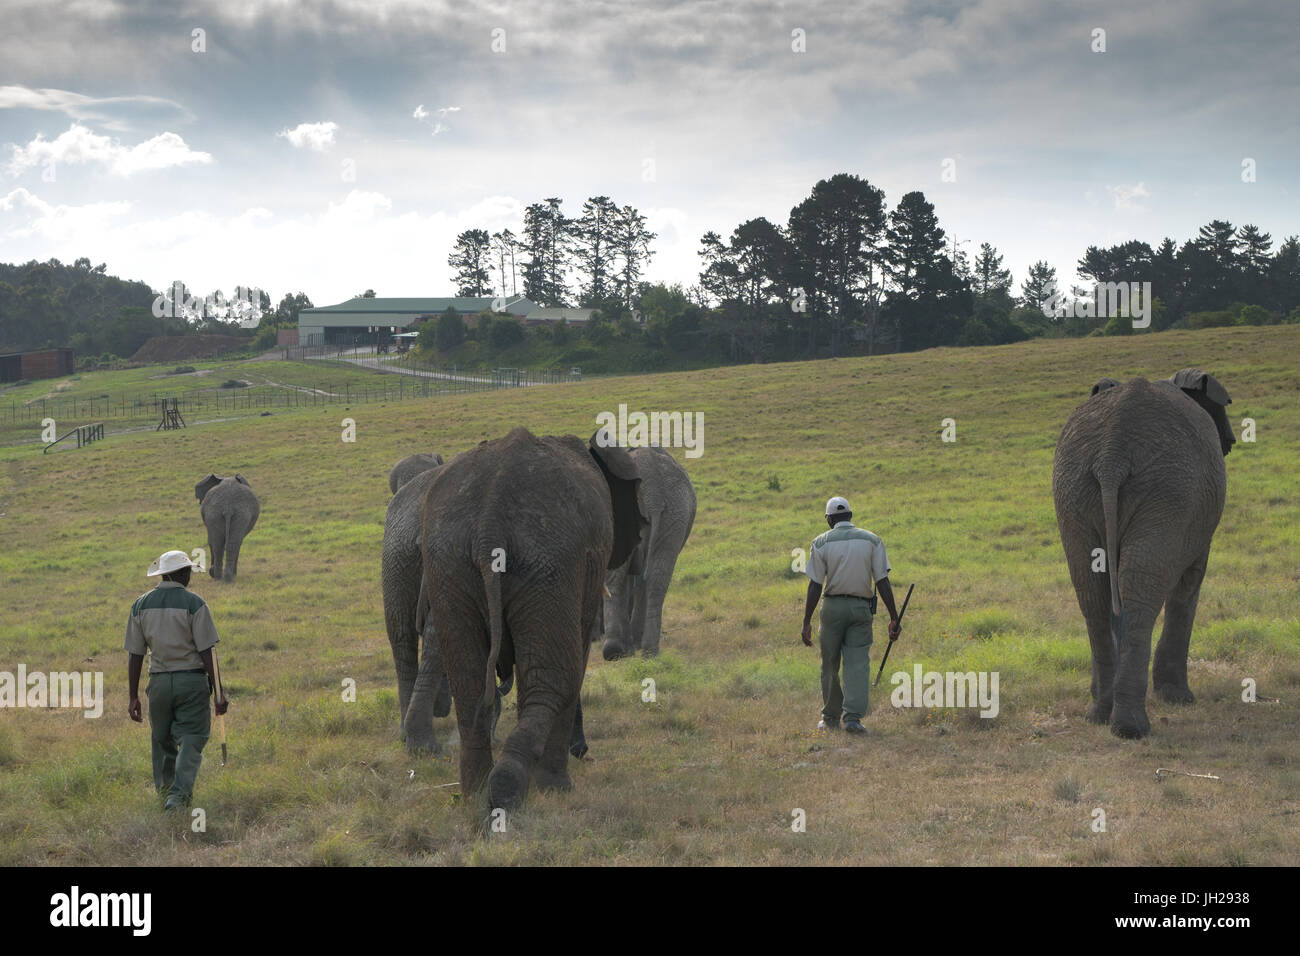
[1238,304,1273,326]
[171,366,196,375]
[488,316,525,351]
[220,379,248,389]
[435,309,465,351]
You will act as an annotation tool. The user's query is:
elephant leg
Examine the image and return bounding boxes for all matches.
[535,695,579,791]
[569,696,588,759]
[629,574,648,653]
[224,534,240,581]
[1109,601,1159,739]
[639,541,684,657]
[602,565,635,661]
[440,618,493,796]
[206,521,225,580]
[1061,519,1114,723]
[487,681,557,813]
[224,517,250,581]
[1153,558,1207,704]
[403,620,443,753]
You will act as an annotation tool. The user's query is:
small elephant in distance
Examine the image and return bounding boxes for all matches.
[389,453,444,495]
[195,474,260,582]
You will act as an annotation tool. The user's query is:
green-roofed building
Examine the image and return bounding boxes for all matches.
[297,296,535,346]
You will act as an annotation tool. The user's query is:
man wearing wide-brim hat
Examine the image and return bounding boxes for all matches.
[125,550,228,811]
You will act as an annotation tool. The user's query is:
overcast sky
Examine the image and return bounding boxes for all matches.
[1,0,1296,307]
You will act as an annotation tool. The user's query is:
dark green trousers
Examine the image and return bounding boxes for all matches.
[146,671,210,808]
[819,595,874,723]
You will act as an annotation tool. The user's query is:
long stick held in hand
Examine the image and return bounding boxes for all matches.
[873,583,915,688]
[211,647,227,767]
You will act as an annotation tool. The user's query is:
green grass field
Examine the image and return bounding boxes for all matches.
[0,325,1296,865]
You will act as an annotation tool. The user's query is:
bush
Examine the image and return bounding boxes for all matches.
[488,316,525,351]
[1186,309,1239,330]
[1102,314,1132,336]
[435,309,466,351]
[171,366,196,375]
[220,379,248,389]
[1239,304,1273,326]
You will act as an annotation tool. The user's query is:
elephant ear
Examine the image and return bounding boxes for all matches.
[195,473,221,502]
[1169,368,1235,457]
[588,428,649,570]
[234,473,251,487]
[1170,368,1231,406]
[1091,377,1121,396]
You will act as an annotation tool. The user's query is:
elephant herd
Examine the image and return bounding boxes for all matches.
[189,364,1237,815]
[383,429,696,812]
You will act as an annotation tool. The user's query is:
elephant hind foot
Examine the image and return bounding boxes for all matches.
[404,727,441,755]
[1155,682,1195,705]
[1085,699,1112,724]
[533,767,574,792]
[602,639,632,662]
[487,755,530,813]
[1109,707,1151,739]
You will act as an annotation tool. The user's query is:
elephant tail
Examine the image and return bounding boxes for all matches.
[477,558,504,732]
[1099,471,1127,653]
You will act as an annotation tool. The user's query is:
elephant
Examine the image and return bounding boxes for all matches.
[1052,368,1234,739]
[602,445,696,660]
[194,474,260,582]
[419,426,646,812]
[389,453,444,495]
[382,465,454,752]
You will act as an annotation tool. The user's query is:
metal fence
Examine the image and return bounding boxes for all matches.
[1,355,577,426]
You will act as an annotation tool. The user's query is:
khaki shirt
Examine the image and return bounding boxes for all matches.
[124,581,220,673]
[807,521,890,598]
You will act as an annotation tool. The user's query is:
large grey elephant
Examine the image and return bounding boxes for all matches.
[419,427,646,812]
[195,474,260,581]
[389,453,443,495]
[382,466,454,752]
[602,445,696,660]
[1052,368,1234,739]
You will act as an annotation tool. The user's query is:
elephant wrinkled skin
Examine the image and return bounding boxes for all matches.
[195,474,260,582]
[420,427,646,813]
[1052,369,1233,739]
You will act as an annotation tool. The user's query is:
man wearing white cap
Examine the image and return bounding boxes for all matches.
[125,550,228,811]
[801,496,900,733]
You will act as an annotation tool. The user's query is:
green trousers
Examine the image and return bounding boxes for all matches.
[146,671,211,808]
[819,595,874,723]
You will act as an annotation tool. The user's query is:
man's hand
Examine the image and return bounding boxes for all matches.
[888,618,901,641]
[801,621,813,646]
[214,695,229,716]
[128,696,142,722]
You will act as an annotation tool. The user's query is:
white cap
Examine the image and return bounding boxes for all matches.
[147,550,193,576]
[825,496,851,516]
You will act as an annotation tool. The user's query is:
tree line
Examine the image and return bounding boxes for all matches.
[0,258,317,364]
[448,196,657,314]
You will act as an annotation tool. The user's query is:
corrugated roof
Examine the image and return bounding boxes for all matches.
[302,296,527,315]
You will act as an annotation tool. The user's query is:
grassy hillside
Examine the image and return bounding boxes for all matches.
[0,325,1296,865]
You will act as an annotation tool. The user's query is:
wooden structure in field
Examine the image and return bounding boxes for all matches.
[157,397,185,431]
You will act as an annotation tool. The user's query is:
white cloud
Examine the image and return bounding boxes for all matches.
[0,85,188,130]
[4,124,213,177]
[1108,182,1150,212]
[278,121,338,152]
[412,104,428,120]
[436,106,460,116]
[0,187,133,242]
[431,122,449,137]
